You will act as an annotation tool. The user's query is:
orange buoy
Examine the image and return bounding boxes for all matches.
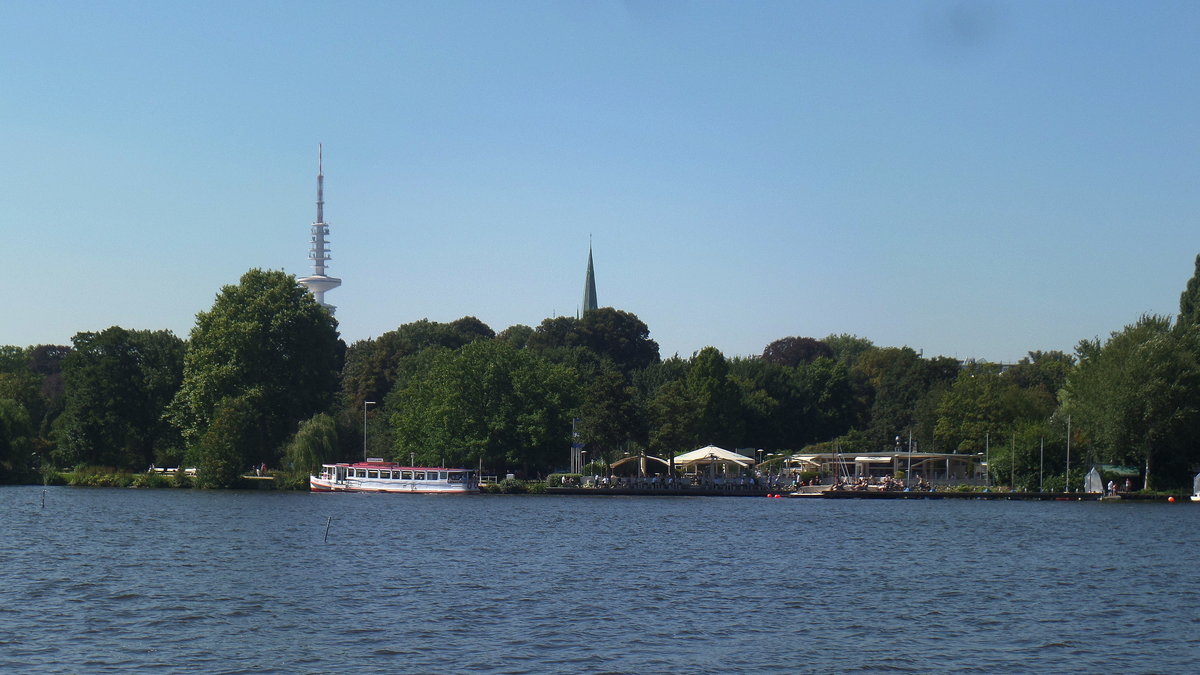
[1168,496,1175,503]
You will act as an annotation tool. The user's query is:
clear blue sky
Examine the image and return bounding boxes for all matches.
[5,1,1198,362]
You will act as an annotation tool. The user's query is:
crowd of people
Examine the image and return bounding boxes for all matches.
[558,470,940,493]
[831,475,932,492]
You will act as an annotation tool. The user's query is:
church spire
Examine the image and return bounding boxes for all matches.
[581,243,598,316]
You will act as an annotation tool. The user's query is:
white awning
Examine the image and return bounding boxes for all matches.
[671,445,754,467]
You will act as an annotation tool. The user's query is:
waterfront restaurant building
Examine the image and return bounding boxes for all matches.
[784,451,987,485]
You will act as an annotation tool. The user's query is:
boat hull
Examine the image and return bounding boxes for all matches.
[310,461,479,494]
[309,476,476,494]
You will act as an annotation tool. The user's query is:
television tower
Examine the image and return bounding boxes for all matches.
[297,144,341,313]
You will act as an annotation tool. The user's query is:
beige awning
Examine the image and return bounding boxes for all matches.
[671,445,754,467]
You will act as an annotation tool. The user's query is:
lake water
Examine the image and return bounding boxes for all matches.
[1,486,1196,673]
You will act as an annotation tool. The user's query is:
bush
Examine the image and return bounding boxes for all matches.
[131,472,169,488]
[546,473,582,486]
[497,478,528,494]
[581,461,607,476]
[526,481,547,494]
[273,472,309,491]
[67,467,134,487]
[40,466,66,486]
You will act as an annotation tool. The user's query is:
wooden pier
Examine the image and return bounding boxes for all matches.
[546,486,771,497]
[817,490,1100,500]
[546,486,1189,501]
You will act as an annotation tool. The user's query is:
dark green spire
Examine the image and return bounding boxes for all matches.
[582,246,598,315]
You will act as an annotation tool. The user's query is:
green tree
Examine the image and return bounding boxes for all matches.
[648,347,743,454]
[823,333,875,370]
[388,340,578,475]
[1179,253,1200,327]
[0,398,34,482]
[54,327,185,469]
[575,308,660,375]
[193,391,261,488]
[934,363,1013,452]
[1007,351,1075,399]
[855,348,960,449]
[575,362,646,456]
[527,316,580,351]
[527,309,659,377]
[0,347,27,375]
[728,356,855,451]
[342,317,494,412]
[497,324,534,349]
[168,269,342,475]
[283,412,338,478]
[761,336,833,367]
[1063,315,1200,489]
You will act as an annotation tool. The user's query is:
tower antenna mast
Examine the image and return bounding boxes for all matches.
[297,144,342,313]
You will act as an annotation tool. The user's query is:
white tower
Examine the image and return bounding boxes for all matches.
[297,144,341,313]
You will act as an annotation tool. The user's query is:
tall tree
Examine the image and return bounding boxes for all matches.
[168,269,342,479]
[822,334,875,370]
[761,336,833,367]
[54,327,185,469]
[647,347,743,454]
[282,412,339,478]
[497,324,534,349]
[1063,315,1200,489]
[1179,253,1200,327]
[575,308,660,375]
[855,347,960,448]
[0,398,34,482]
[527,309,659,377]
[575,362,646,456]
[342,317,494,411]
[388,340,578,475]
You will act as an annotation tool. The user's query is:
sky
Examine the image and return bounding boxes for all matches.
[4,1,1199,362]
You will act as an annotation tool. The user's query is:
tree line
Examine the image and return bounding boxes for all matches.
[4,259,1200,489]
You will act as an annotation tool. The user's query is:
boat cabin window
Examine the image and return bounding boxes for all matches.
[401,471,412,480]
[367,470,379,479]
[413,471,425,480]
[355,469,367,478]
[448,471,463,482]
[380,471,392,479]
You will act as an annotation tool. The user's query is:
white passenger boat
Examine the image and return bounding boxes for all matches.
[310,459,479,494]
[1191,472,1200,502]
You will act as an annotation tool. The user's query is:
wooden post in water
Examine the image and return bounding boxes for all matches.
[324,516,333,543]
[41,489,46,509]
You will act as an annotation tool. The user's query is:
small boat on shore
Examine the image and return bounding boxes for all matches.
[310,459,478,494]
[1191,473,1200,502]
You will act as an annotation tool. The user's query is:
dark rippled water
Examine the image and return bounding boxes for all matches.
[2,486,1197,673]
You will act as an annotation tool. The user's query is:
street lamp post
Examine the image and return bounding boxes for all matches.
[1065,415,1071,492]
[985,432,990,488]
[362,401,376,461]
[1039,437,1045,492]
